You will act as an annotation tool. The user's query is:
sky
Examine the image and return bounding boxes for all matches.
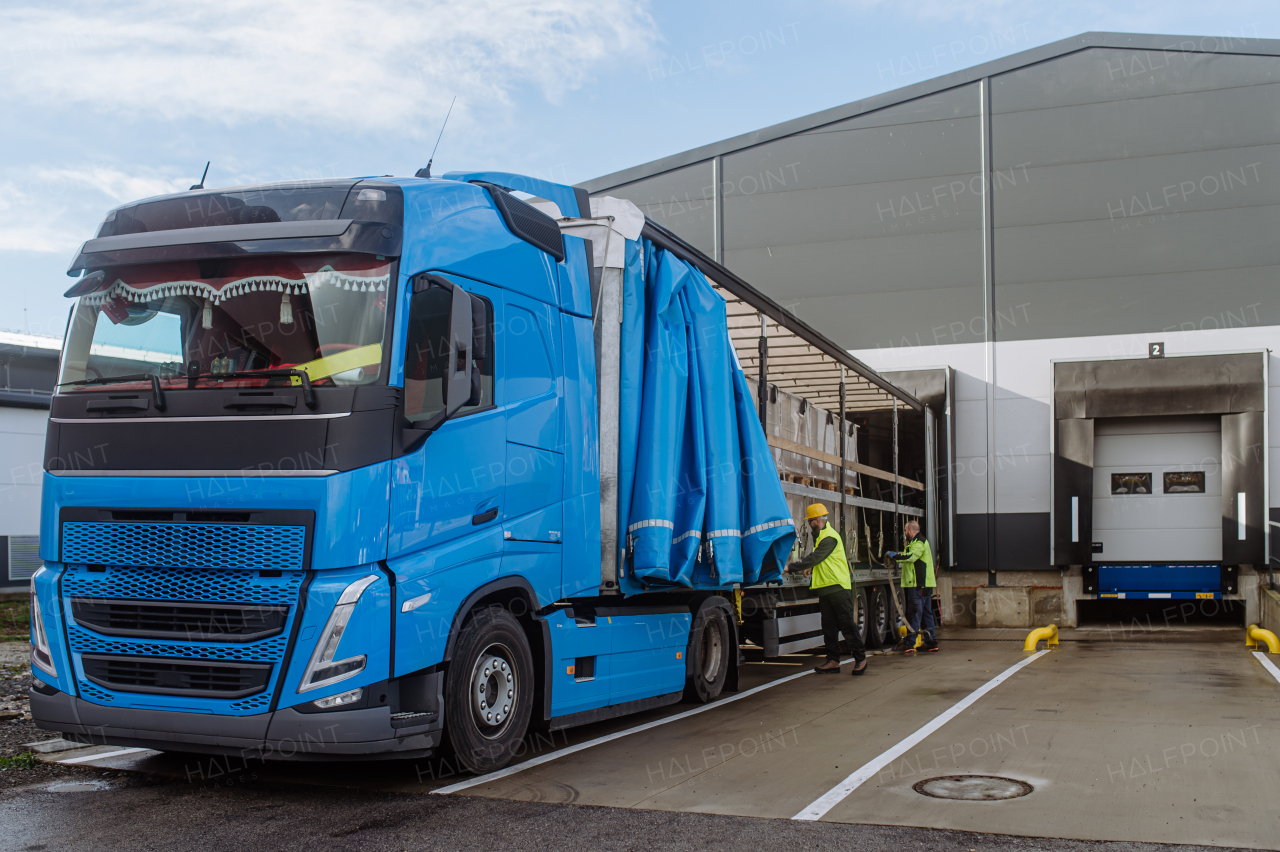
[3,0,1278,338]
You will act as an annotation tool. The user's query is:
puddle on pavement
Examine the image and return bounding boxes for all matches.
[46,780,115,793]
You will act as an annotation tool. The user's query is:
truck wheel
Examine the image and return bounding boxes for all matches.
[854,589,870,646]
[683,601,731,704]
[444,606,534,775]
[868,587,889,647]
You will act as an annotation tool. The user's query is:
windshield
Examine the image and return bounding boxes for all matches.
[59,253,392,392]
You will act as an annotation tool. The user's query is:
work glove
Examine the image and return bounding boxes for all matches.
[885,551,900,560]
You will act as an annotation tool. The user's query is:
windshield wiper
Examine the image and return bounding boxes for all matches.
[205,369,316,409]
[60,372,168,413]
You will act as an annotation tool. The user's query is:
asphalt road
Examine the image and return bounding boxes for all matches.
[0,774,1260,852]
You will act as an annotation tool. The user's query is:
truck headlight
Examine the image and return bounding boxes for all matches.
[30,574,57,678]
[297,575,377,693]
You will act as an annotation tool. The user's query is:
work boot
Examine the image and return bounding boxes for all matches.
[813,660,841,674]
[923,640,940,652]
[851,659,868,676]
[890,640,911,653]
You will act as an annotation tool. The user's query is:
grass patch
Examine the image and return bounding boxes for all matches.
[0,600,30,641]
[0,752,39,770]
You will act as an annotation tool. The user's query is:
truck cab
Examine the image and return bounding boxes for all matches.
[29,173,756,772]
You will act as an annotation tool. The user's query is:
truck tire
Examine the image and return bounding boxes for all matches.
[683,600,731,704]
[444,605,534,775]
[854,588,870,646]
[867,586,889,648]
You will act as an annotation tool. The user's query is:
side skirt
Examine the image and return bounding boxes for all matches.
[548,690,683,731]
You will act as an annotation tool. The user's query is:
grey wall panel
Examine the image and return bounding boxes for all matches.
[719,85,984,352]
[995,453,1051,514]
[954,398,989,458]
[723,176,980,247]
[992,48,1280,114]
[992,145,1280,230]
[723,220,982,300]
[1054,418,1094,565]
[725,116,981,193]
[994,396,1051,456]
[954,455,988,515]
[991,49,1280,344]
[994,265,1280,343]
[1222,410,1266,564]
[995,206,1280,288]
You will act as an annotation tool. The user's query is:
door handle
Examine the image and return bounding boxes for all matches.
[472,507,499,525]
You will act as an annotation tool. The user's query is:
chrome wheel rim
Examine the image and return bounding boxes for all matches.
[874,591,889,637]
[855,594,868,636]
[470,643,516,739]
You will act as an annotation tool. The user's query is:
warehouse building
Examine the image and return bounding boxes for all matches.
[581,32,1280,627]
[0,331,59,593]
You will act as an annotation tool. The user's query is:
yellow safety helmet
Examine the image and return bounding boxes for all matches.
[805,503,829,519]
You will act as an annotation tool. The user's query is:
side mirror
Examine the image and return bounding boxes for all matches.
[443,283,473,418]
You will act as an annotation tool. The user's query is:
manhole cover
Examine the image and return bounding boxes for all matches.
[913,775,1033,800]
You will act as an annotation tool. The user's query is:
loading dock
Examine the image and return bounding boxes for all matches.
[1054,352,1266,617]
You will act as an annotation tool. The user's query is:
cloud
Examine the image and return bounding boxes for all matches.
[0,166,190,254]
[0,0,658,133]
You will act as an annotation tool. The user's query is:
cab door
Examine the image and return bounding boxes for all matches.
[501,290,564,604]
[388,274,503,557]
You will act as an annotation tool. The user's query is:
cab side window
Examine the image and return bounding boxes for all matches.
[403,287,493,423]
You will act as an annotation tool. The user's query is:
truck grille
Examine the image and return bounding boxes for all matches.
[71,599,289,643]
[62,564,306,714]
[81,654,273,699]
[62,521,306,571]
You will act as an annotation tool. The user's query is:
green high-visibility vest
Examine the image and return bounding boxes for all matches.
[810,525,851,591]
[898,537,935,588]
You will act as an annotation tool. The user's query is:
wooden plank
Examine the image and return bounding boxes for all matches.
[766,435,924,491]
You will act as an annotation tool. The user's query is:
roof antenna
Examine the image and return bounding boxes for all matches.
[416,96,456,179]
[189,161,210,191]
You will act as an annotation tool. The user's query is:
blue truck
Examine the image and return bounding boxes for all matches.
[29,171,935,772]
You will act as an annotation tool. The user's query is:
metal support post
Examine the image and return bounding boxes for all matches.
[757,314,768,426]
[839,366,847,543]
[893,397,900,550]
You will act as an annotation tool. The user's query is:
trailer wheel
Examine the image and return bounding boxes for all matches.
[444,605,534,775]
[854,588,870,646]
[683,601,731,704]
[867,586,889,648]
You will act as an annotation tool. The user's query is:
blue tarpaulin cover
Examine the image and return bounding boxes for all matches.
[617,239,795,592]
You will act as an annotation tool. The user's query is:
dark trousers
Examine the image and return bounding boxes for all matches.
[818,588,866,663]
[906,586,936,645]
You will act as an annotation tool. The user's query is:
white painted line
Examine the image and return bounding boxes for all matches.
[792,650,1050,821]
[434,656,859,795]
[59,747,152,765]
[1253,651,1280,684]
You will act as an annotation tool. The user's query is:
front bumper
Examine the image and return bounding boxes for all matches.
[31,686,440,761]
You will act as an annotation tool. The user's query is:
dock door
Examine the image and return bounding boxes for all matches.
[1053,352,1264,610]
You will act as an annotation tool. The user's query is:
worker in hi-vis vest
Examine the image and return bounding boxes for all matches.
[887,519,938,654]
[784,503,868,675]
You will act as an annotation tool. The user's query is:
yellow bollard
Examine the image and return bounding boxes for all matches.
[1246,623,1279,654]
[1024,624,1058,653]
